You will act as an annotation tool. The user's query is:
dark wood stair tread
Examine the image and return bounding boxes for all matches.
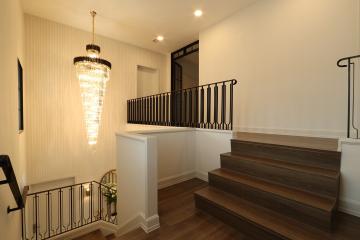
[221,152,340,179]
[233,132,339,152]
[195,186,331,240]
[210,168,336,212]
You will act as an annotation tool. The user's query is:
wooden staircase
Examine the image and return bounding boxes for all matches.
[195,132,341,240]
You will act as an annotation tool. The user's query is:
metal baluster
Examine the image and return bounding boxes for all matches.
[200,87,204,128]
[100,185,103,220]
[159,94,162,125]
[179,91,182,126]
[70,187,73,230]
[47,192,50,238]
[146,97,149,124]
[189,89,193,127]
[221,83,226,130]
[149,97,153,124]
[166,93,169,125]
[60,189,63,233]
[127,100,129,123]
[130,100,133,123]
[35,195,38,240]
[195,88,199,127]
[214,84,218,129]
[80,185,83,226]
[207,85,211,129]
[90,183,93,223]
[230,81,234,130]
[155,95,159,125]
[162,94,166,125]
[153,97,156,125]
[184,90,188,126]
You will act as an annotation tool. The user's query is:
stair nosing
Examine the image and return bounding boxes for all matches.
[231,138,340,154]
[195,186,329,240]
[209,168,336,212]
[221,152,340,179]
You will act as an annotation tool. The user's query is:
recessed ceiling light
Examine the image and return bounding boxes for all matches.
[194,9,203,17]
[156,35,164,41]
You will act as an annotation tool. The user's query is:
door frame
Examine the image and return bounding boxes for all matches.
[171,40,199,92]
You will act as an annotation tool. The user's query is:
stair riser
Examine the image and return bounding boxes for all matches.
[231,141,341,171]
[221,155,339,198]
[195,195,285,240]
[209,173,333,230]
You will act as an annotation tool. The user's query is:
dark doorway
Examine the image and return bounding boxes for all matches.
[171,41,199,91]
[171,41,199,124]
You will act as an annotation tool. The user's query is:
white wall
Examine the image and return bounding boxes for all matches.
[137,66,159,98]
[24,15,168,185]
[200,0,360,138]
[0,0,26,239]
[195,129,232,180]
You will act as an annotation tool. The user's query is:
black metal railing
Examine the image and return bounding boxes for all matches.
[338,55,360,139]
[127,79,238,130]
[0,155,26,213]
[24,181,117,240]
[101,169,117,186]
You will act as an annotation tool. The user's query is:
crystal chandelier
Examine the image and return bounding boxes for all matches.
[74,11,111,145]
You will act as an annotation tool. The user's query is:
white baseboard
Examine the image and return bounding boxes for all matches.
[339,198,360,217]
[234,126,345,138]
[116,213,160,237]
[140,214,160,233]
[158,171,196,189]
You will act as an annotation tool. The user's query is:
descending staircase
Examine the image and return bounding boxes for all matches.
[195,132,341,240]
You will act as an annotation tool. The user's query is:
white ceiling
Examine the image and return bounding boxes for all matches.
[22,0,257,54]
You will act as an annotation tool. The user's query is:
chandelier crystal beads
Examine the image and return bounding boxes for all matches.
[73,11,111,145]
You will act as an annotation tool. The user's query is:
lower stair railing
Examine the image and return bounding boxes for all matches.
[24,181,117,240]
[338,55,360,139]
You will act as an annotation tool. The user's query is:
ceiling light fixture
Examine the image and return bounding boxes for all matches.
[156,35,164,41]
[73,11,111,145]
[194,9,203,17]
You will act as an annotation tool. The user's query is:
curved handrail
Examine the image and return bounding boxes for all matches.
[337,55,360,67]
[128,79,238,101]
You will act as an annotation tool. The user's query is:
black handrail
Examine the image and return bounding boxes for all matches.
[127,79,238,130]
[24,180,117,240]
[337,55,360,138]
[0,155,25,213]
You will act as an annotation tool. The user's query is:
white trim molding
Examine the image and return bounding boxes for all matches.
[234,126,345,139]
[158,171,196,189]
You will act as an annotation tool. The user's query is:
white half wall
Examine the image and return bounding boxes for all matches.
[116,133,159,235]
[199,0,360,138]
[339,139,360,217]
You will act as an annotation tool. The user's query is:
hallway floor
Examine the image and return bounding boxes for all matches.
[118,179,360,240]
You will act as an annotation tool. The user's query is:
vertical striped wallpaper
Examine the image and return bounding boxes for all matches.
[25,15,168,184]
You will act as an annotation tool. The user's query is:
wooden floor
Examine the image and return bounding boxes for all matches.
[118,179,360,240]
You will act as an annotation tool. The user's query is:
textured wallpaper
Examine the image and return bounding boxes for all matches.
[25,15,168,184]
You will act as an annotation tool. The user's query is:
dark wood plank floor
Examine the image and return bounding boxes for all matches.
[118,179,360,240]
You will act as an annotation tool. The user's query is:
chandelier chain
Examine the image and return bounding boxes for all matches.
[90,10,96,44]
